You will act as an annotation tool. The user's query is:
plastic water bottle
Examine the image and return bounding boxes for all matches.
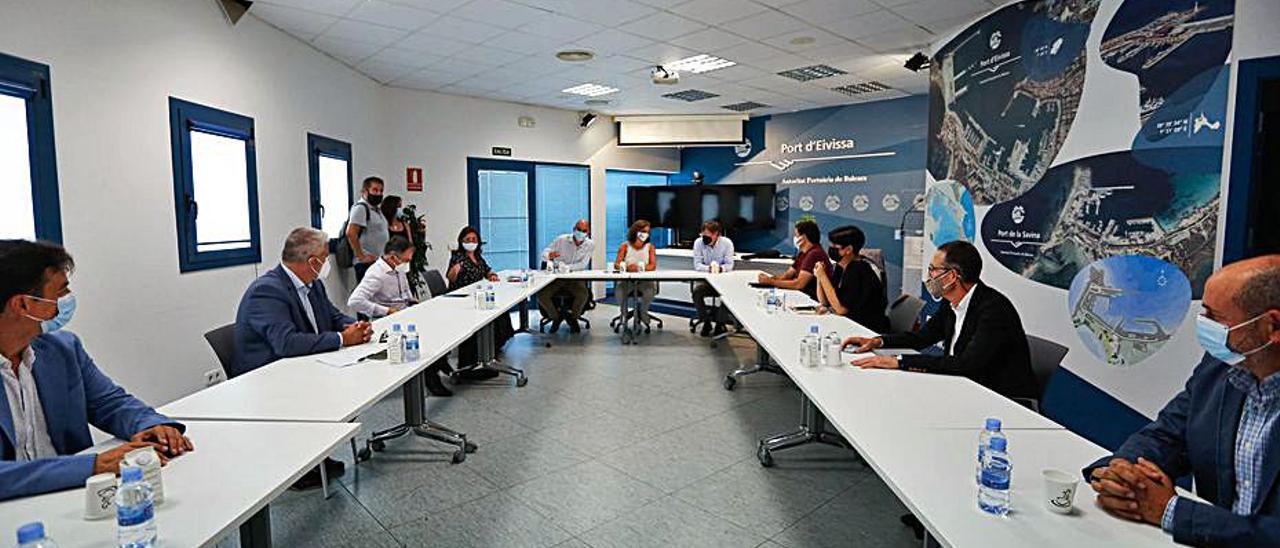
[766,288,781,315]
[485,283,497,310]
[978,436,1012,516]
[822,332,842,367]
[799,325,820,367]
[976,418,1004,484]
[404,325,420,362]
[116,466,157,548]
[16,522,58,548]
[388,324,404,364]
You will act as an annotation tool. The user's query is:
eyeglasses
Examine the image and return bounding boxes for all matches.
[927,265,951,275]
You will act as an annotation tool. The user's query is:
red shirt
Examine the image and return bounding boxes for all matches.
[791,245,831,298]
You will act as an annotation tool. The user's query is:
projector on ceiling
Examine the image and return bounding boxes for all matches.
[651,66,680,85]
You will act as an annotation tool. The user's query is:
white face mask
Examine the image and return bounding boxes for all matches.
[310,257,332,280]
[462,242,479,252]
[394,261,411,274]
[793,236,804,249]
[637,232,649,242]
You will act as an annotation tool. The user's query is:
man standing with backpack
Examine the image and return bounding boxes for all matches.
[345,176,389,282]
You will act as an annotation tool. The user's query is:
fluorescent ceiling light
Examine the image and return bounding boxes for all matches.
[562,83,620,97]
[667,54,736,74]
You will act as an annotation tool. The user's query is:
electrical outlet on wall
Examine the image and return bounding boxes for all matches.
[203,368,226,387]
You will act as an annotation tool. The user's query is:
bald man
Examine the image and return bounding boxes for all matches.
[538,219,594,333]
[1082,255,1280,546]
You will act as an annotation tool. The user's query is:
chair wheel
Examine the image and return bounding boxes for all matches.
[710,342,718,349]
[544,342,552,348]
[356,447,372,462]
[371,440,386,452]
[451,451,466,464]
[757,443,774,467]
[516,377,529,387]
[464,441,478,453]
[644,325,651,334]
[723,375,736,391]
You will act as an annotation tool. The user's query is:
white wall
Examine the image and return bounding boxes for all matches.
[0,0,677,405]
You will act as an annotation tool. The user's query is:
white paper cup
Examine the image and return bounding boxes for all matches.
[84,473,118,520]
[1043,469,1079,514]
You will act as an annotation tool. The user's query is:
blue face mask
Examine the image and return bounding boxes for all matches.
[573,230,587,242]
[25,293,77,334]
[1196,313,1271,365]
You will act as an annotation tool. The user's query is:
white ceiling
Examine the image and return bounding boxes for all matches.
[250,0,1000,116]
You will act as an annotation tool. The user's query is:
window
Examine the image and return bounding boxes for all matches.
[0,52,61,242]
[467,159,591,272]
[476,166,531,272]
[169,98,260,272]
[605,170,671,249]
[534,164,590,262]
[307,134,352,238]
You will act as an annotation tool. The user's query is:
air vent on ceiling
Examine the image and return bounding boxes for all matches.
[662,89,720,102]
[776,64,847,82]
[831,81,892,96]
[721,101,769,112]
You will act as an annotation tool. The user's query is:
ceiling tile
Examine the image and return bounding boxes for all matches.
[624,42,697,64]
[779,0,880,23]
[451,0,551,29]
[310,36,384,64]
[519,0,657,26]
[631,0,687,7]
[711,40,788,64]
[386,0,471,12]
[890,0,989,25]
[357,59,418,82]
[617,11,708,41]
[669,27,747,51]
[700,62,772,82]
[318,18,410,46]
[345,0,438,30]
[797,40,873,63]
[250,3,338,38]
[746,52,811,71]
[367,47,447,67]
[414,15,508,44]
[752,0,806,6]
[254,0,361,17]
[718,10,810,40]
[421,56,491,76]
[820,9,913,40]
[399,29,472,55]
[761,28,849,53]
[519,13,605,41]
[857,25,933,53]
[484,30,566,53]
[568,30,655,56]
[504,53,578,74]
[920,12,986,35]
[669,0,767,25]
[450,44,528,66]
[450,73,514,91]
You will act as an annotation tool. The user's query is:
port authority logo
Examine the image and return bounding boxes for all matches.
[851,194,870,212]
[775,196,789,212]
[824,194,841,212]
[734,139,753,158]
[989,30,1002,50]
[798,195,814,212]
[1011,205,1026,225]
[882,194,901,212]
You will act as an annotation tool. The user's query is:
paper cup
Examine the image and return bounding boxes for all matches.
[1043,469,1079,514]
[84,473,118,520]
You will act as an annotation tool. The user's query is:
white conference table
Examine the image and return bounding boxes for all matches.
[0,420,359,548]
[554,268,710,344]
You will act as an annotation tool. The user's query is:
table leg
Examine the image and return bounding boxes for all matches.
[724,342,783,390]
[477,322,527,386]
[319,458,330,500]
[756,393,858,467]
[359,371,474,464]
[239,505,272,548]
[517,298,533,333]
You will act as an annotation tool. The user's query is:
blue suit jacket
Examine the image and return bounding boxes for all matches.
[1084,355,1280,546]
[0,332,180,501]
[232,265,355,378]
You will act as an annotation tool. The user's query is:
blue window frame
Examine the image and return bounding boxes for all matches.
[1224,55,1280,262]
[0,52,62,242]
[169,97,261,272]
[466,158,590,272]
[307,133,353,238]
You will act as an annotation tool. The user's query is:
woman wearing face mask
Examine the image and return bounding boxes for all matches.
[446,226,509,382]
[813,225,890,333]
[381,195,414,247]
[614,220,659,329]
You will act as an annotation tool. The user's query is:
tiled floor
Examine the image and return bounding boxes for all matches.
[217,305,915,548]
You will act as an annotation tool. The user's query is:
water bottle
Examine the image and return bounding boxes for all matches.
[766,288,780,315]
[978,436,1012,516]
[116,466,157,548]
[822,332,842,367]
[388,324,404,364]
[976,418,1004,484]
[474,284,485,309]
[16,522,58,548]
[799,325,820,367]
[485,283,497,310]
[404,325,420,362]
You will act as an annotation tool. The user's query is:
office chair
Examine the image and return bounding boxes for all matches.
[887,294,926,333]
[1017,335,1070,413]
[610,282,664,333]
[423,269,448,298]
[202,323,237,379]
[537,262,592,332]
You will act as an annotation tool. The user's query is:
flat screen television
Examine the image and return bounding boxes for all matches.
[628,184,777,250]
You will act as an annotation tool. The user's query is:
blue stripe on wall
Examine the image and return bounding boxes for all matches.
[1042,367,1153,451]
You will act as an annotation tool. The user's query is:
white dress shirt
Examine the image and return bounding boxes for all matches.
[1,346,57,460]
[692,236,735,272]
[949,285,976,355]
[541,234,594,271]
[281,265,342,348]
[348,257,414,317]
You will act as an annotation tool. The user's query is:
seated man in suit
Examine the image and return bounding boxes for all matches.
[841,240,1037,401]
[0,240,192,501]
[234,227,372,489]
[1082,255,1280,546]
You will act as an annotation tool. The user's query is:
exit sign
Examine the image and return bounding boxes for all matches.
[491,147,512,157]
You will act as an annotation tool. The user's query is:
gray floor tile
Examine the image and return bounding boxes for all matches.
[673,457,850,538]
[598,431,746,494]
[579,496,766,548]
[269,486,401,548]
[772,478,916,548]
[540,408,662,457]
[597,392,723,434]
[507,461,663,536]
[464,430,593,488]
[427,396,536,443]
[341,443,498,527]
[552,538,593,548]
[389,491,573,548]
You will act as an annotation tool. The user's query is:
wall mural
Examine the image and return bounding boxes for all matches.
[925,0,1235,416]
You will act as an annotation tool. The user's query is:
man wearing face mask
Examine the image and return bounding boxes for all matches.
[348,236,418,319]
[692,220,734,337]
[537,219,595,333]
[840,240,1036,400]
[0,240,192,501]
[757,220,830,300]
[347,176,389,282]
[1080,255,1280,546]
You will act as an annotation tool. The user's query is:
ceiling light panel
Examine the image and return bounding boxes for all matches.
[830,81,892,96]
[667,54,737,74]
[661,89,720,102]
[776,64,847,82]
[562,83,620,97]
[721,101,769,112]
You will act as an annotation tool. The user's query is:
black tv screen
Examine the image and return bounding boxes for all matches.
[628,184,777,248]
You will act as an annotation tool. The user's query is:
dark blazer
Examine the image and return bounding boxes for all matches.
[879,282,1037,400]
[0,332,180,501]
[1083,355,1280,547]
[232,265,355,378]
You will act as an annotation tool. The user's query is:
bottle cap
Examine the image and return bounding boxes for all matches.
[989,437,1007,452]
[17,522,45,544]
[985,418,1002,431]
[809,325,820,333]
[121,466,144,483]
[407,324,417,332]
[392,324,402,331]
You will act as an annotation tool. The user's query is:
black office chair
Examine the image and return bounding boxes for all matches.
[611,282,663,333]
[537,262,592,332]
[886,294,925,333]
[203,323,237,380]
[423,268,448,298]
[1017,334,1070,413]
